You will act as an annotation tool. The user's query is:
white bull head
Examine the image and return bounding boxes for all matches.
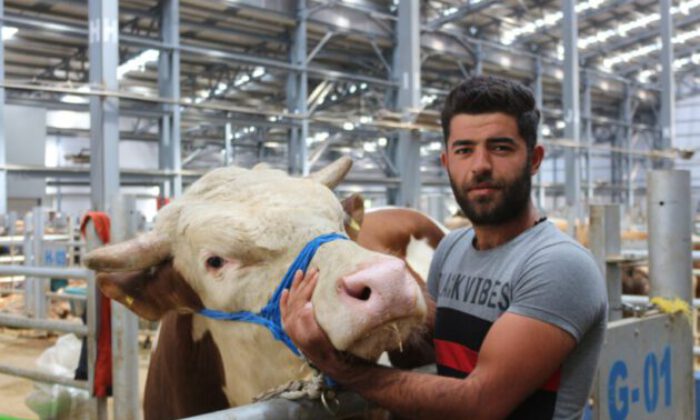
[84,157,428,405]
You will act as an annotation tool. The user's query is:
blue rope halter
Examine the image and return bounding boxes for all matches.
[198,232,349,356]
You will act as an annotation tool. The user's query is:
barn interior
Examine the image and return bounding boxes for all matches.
[0,0,699,418]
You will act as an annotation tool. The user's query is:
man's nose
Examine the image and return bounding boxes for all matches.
[471,147,492,175]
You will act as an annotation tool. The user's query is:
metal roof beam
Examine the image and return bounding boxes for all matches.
[620,44,700,77]
[425,1,499,31]
[511,0,636,48]
[582,12,700,62]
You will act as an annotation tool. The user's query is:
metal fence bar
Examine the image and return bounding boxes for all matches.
[0,234,70,246]
[109,194,141,420]
[621,294,700,308]
[589,205,622,321]
[620,249,700,261]
[46,292,87,301]
[0,265,92,279]
[186,392,376,420]
[0,364,90,390]
[186,365,437,419]
[0,313,88,335]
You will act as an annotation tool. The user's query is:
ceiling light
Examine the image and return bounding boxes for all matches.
[117,49,159,79]
[61,86,91,104]
[252,66,265,78]
[2,26,18,41]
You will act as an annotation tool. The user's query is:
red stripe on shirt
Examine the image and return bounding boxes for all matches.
[434,338,478,374]
[434,338,562,392]
[542,369,561,392]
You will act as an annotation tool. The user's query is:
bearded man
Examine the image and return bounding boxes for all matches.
[282,76,608,419]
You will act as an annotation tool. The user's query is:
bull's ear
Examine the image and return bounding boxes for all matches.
[341,193,364,241]
[308,156,352,189]
[98,261,202,321]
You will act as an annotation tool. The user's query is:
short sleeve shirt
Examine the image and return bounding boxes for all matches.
[427,221,608,420]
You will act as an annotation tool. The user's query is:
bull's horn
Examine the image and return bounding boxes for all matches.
[308,156,353,189]
[84,231,171,272]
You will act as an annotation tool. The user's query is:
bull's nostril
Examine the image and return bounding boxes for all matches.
[359,287,372,301]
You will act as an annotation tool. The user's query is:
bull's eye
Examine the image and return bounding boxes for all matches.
[206,256,224,269]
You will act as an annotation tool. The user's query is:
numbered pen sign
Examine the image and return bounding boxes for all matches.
[42,245,68,267]
[594,313,694,419]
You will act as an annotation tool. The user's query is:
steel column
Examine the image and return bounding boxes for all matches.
[658,0,675,169]
[589,205,622,321]
[562,0,581,235]
[25,208,47,320]
[625,87,634,209]
[224,120,233,166]
[88,0,120,211]
[474,43,483,75]
[582,76,593,202]
[287,0,309,175]
[647,170,692,303]
[619,85,632,208]
[109,195,140,420]
[534,57,545,210]
[392,0,421,208]
[159,0,182,197]
[0,0,6,214]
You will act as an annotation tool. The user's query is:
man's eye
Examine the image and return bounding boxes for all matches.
[455,148,472,155]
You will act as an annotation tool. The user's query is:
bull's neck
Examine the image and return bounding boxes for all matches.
[197,315,312,406]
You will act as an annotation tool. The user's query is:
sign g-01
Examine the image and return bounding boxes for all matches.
[608,345,671,419]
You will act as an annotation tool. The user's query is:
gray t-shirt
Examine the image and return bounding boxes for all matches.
[427,221,607,420]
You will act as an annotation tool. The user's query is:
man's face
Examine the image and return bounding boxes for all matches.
[440,113,543,226]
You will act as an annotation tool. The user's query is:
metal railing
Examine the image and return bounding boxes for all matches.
[0,264,93,387]
[0,208,107,419]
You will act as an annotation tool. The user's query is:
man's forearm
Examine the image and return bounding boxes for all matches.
[330,361,485,419]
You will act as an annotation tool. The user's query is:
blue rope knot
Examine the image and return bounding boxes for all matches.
[199,232,349,357]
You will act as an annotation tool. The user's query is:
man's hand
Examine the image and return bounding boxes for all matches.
[280,268,354,380]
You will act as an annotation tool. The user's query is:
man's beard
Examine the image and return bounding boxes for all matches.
[449,161,532,226]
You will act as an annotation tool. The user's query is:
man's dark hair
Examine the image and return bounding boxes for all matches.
[440,76,540,151]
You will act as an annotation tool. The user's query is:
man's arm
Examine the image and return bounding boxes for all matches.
[281,269,576,419]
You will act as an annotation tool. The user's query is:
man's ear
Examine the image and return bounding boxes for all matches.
[340,193,365,241]
[98,261,203,321]
[530,144,545,175]
[440,150,448,168]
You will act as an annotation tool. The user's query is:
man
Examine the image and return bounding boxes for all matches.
[281,76,607,419]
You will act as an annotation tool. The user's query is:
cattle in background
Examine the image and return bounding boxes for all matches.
[85,157,429,419]
[342,194,447,284]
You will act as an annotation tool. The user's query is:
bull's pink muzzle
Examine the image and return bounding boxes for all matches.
[339,257,419,320]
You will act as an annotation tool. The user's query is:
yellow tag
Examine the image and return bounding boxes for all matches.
[125,295,134,307]
[650,296,691,322]
[349,218,361,232]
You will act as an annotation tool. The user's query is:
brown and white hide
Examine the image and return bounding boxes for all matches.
[341,196,447,284]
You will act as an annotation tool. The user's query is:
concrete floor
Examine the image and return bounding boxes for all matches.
[0,328,150,419]
[0,330,54,419]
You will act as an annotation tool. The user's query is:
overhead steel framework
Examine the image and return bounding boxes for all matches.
[0,0,695,213]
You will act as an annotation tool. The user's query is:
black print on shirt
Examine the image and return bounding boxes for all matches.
[438,272,510,310]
